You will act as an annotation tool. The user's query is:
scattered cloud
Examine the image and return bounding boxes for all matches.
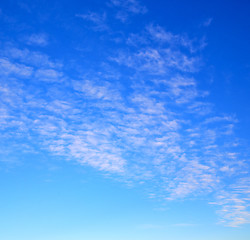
[211,178,250,227]
[203,115,237,125]
[108,0,147,22]
[112,48,199,74]
[1,46,62,68]
[35,69,63,82]
[0,58,33,77]
[73,79,121,101]
[146,24,206,52]
[25,33,48,46]
[111,25,202,74]
[109,0,147,14]
[76,12,109,31]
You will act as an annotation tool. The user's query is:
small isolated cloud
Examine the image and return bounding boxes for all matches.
[203,115,237,125]
[147,24,177,43]
[76,12,108,31]
[108,0,147,22]
[25,33,48,46]
[202,18,213,27]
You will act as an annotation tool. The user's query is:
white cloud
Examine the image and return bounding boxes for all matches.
[203,115,237,124]
[147,24,176,43]
[112,47,199,74]
[35,69,63,82]
[0,58,33,77]
[109,0,147,14]
[2,46,62,68]
[152,76,197,103]
[146,24,205,52]
[211,179,250,227]
[73,79,121,100]
[76,12,108,31]
[25,33,48,46]
[108,0,147,22]
[111,25,201,74]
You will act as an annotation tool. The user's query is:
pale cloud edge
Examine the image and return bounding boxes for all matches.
[25,33,49,46]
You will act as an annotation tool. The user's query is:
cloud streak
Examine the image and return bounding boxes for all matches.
[76,12,109,31]
[25,33,48,46]
[108,0,147,22]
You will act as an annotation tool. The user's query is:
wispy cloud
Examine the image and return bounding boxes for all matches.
[0,58,33,77]
[108,0,147,22]
[35,69,63,82]
[202,17,213,27]
[1,46,62,68]
[112,47,199,74]
[109,0,147,14]
[111,25,201,74]
[146,24,206,52]
[25,33,48,46]
[211,178,250,227]
[76,12,109,31]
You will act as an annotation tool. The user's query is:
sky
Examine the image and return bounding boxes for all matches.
[0,0,250,239]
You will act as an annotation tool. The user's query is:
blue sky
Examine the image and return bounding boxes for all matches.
[0,0,250,239]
